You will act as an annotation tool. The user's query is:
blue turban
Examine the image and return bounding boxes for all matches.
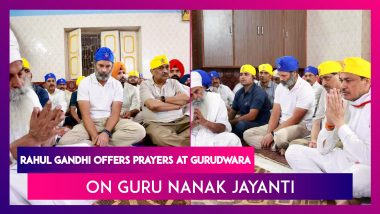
[208,70,220,79]
[304,66,318,76]
[193,69,211,88]
[276,56,299,72]
[94,47,114,62]
[180,74,190,85]
[56,78,67,85]
[44,73,56,82]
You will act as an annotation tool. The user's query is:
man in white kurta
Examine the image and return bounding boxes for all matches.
[303,66,324,116]
[191,71,241,147]
[44,73,68,111]
[121,70,142,123]
[208,71,235,108]
[286,57,371,198]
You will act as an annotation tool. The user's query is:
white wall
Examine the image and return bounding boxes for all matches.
[307,10,370,66]
[10,11,190,82]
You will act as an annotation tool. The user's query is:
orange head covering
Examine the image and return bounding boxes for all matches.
[111,62,126,79]
[169,59,185,78]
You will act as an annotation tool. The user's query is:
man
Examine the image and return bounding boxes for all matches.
[304,65,324,116]
[140,54,190,146]
[64,76,85,128]
[273,69,281,85]
[57,78,72,111]
[286,57,371,199]
[9,29,92,205]
[208,70,235,108]
[257,63,278,107]
[44,73,68,111]
[59,47,145,146]
[180,74,190,87]
[111,62,127,86]
[121,70,142,122]
[21,58,49,107]
[169,59,185,81]
[191,71,241,146]
[290,61,343,148]
[228,64,272,138]
[138,73,145,85]
[243,56,315,152]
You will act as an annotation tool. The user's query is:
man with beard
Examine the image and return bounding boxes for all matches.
[44,73,68,112]
[191,70,241,147]
[10,29,93,205]
[169,59,185,81]
[243,56,315,153]
[290,61,343,148]
[57,78,72,111]
[21,58,49,107]
[140,55,190,146]
[286,57,371,201]
[257,63,277,107]
[121,70,142,122]
[303,66,324,116]
[111,62,127,86]
[208,70,235,108]
[59,47,145,146]
[228,64,272,138]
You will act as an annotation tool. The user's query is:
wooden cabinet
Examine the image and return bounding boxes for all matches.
[197,10,307,68]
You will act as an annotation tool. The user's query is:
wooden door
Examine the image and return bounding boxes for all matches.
[284,10,307,68]
[68,28,82,79]
[120,31,138,72]
[262,10,284,66]
[101,30,120,62]
[202,10,233,67]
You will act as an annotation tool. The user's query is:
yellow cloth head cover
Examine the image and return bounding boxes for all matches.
[342,57,371,79]
[22,58,30,70]
[258,63,273,76]
[150,55,169,70]
[318,61,342,76]
[128,70,139,78]
[76,76,85,86]
[240,64,256,76]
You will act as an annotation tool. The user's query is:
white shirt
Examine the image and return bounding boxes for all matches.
[122,82,140,114]
[311,81,324,116]
[77,73,123,119]
[64,90,72,110]
[209,84,235,106]
[140,78,189,123]
[46,89,68,111]
[233,83,243,94]
[317,89,371,166]
[274,76,315,128]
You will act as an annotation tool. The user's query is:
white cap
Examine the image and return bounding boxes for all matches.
[10,29,21,64]
[273,69,280,77]
[191,71,202,88]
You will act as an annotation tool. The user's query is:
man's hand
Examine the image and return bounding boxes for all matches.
[308,140,317,148]
[94,132,110,147]
[229,118,239,126]
[261,133,274,149]
[193,108,207,126]
[326,88,346,128]
[122,111,131,119]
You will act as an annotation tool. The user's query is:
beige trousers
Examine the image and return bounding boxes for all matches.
[144,116,190,147]
[243,123,310,149]
[59,118,146,146]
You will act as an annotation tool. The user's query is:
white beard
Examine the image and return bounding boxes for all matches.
[10,88,35,143]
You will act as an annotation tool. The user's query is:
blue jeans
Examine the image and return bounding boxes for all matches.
[232,121,263,138]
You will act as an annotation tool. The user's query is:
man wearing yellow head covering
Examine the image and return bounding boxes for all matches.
[121,70,142,122]
[286,57,371,199]
[228,64,272,138]
[140,54,190,146]
[257,63,277,106]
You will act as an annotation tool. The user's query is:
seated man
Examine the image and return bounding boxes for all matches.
[57,78,72,112]
[64,76,85,128]
[257,63,277,107]
[22,58,49,107]
[140,55,190,146]
[191,70,241,146]
[290,61,343,148]
[228,64,272,138]
[169,59,185,81]
[243,56,315,152]
[111,61,127,86]
[273,69,281,85]
[121,70,142,122]
[60,47,145,146]
[44,72,68,111]
[304,65,324,116]
[208,70,235,109]
[9,31,92,205]
[286,57,371,199]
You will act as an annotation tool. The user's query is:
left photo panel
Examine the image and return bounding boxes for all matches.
[9,10,191,205]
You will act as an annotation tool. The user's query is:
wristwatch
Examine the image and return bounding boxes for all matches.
[160,96,166,103]
[101,129,112,138]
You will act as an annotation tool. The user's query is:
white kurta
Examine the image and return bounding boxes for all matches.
[286,89,371,198]
[191,92,241,147]
[122,82,140,113]
[209,84,235,106]
[311,81,324,116]
[46,89,68,112]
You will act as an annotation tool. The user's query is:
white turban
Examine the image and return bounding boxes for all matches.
[191,71,202,89]
[10,29,21,64]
